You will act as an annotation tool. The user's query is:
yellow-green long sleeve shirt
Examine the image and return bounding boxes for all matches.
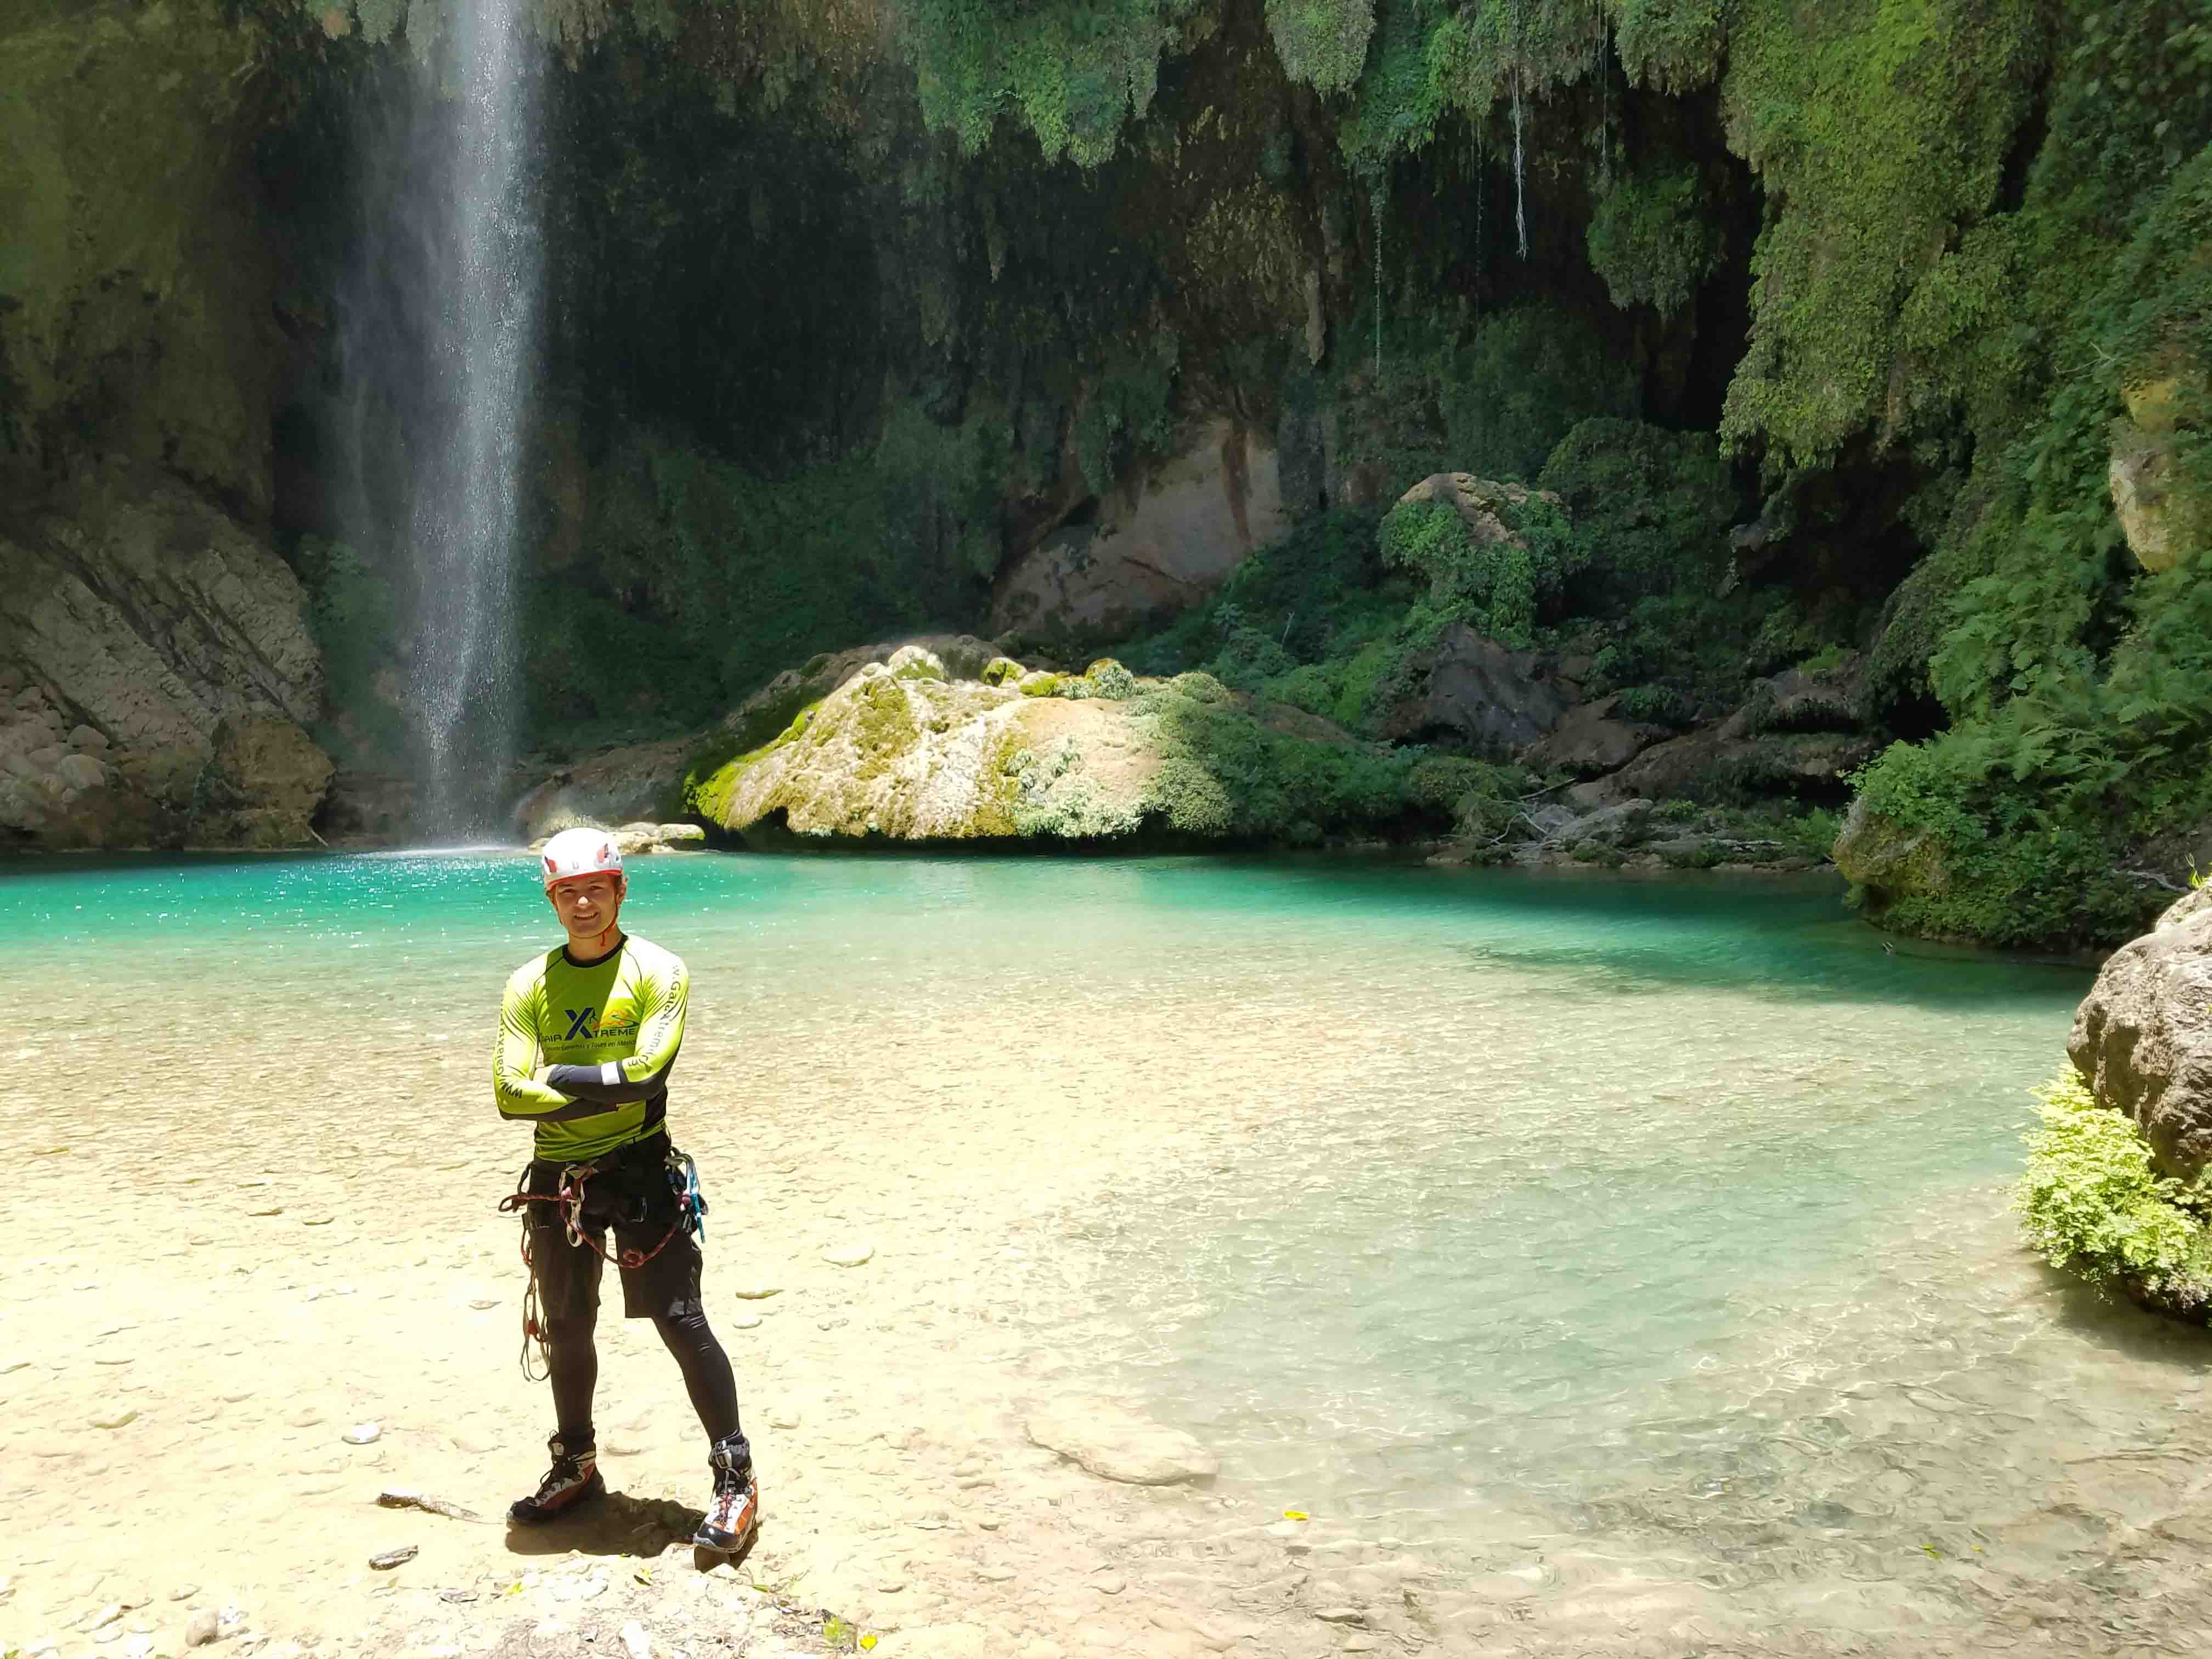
[494,932,689,1164]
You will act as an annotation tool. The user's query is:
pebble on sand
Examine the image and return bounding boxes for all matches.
[184,1610,220,1649]
[730,1314,762,1330]
[619,1620,651,1659]
[766,1408,802,1430]
[89,1407,138,1429]
[822,1242,874,1267]
[369,1547,418,1570]
[342,1423,382,1445]
[729,1283,783,1300]
[1025,1400,1220,1487]
[1314,1607,1366,1624]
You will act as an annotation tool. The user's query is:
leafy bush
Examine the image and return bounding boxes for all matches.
[2015,1069,2212,1317]
[1849,730,2154,947]
[1378,492,1574,648]
[1538,417,1740,616]
[1129,681,1524,842]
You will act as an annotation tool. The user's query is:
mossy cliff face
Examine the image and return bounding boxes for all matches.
[1,0,278,509]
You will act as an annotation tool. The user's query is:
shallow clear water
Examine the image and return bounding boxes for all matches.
[26,849,2205,1648]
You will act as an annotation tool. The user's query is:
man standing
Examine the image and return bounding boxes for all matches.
[493,827,758,1556]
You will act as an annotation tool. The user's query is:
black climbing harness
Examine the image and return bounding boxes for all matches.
[498,1145,710,1380]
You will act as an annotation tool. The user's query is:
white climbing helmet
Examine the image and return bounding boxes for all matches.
[539,826,623,890]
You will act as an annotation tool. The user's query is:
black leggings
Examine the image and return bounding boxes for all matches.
[546,1305,743,1451]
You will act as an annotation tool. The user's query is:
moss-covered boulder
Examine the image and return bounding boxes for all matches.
[685,648,1485,846]
[714,634,1003,757]
[1831,795,1954,916]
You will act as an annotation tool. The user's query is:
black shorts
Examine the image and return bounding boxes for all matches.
[522,1133,703,1323]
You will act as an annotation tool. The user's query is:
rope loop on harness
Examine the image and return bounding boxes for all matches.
[498,1147,709,1376]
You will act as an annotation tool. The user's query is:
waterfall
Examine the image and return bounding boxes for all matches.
[407,0,541,839]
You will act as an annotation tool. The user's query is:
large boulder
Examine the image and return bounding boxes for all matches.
[1831,795,1950,900]
[0,466,331,848]
[1381,624,1575,752]
[1570,727,1874,811]
[2069,887,2212,1182]
[718,634,1003,757]
[512,734,699,844]
[694,650,1160,842]
[990,418,1289,645]
[687,650,1443,846]
[1523,695,1671,776]
[1721,651,1869,737]
[198,713,334,848]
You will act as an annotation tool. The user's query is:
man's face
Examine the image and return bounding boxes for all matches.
[548,872,625,945]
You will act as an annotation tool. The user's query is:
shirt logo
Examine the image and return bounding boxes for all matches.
[563,1007,596,1039]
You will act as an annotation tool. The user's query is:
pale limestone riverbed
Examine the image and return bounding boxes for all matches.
[7,853,2212,1659]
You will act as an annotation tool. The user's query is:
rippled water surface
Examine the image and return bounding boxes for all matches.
[24,850,2211,1651]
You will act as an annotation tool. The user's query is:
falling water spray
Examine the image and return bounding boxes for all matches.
[409,0,540,839]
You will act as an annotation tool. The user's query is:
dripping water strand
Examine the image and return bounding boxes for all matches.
[1513,66,1528,259]
[1372,183,1384,381]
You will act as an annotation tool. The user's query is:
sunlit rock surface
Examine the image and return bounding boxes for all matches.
[2071,885,2212,1181]
[686,645,1437,847]
[991,418,1289,646]
[0,466,330,848]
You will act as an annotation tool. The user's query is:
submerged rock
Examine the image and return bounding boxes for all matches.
[1025,1400,1219,1486]
[2069,887,2212,1181]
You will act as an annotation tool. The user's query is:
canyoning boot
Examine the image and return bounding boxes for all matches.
[508,1435,605,1525]
[693,1435,759,1559]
